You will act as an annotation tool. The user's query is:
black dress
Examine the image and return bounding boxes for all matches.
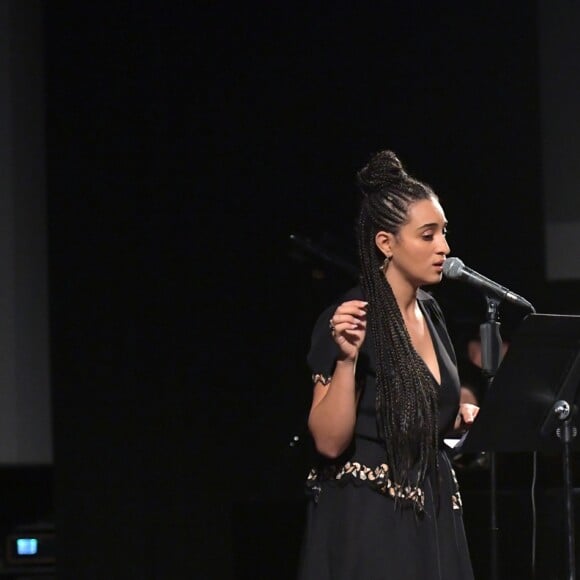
[298,287,474,580]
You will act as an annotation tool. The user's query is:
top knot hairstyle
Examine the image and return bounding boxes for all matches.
[356,150,439,493]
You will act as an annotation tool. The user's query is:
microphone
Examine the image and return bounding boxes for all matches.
[443,257,535,312]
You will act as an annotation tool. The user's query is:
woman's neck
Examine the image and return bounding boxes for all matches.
[386,271,419,318]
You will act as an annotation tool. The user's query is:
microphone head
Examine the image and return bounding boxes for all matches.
[442,257,465,280]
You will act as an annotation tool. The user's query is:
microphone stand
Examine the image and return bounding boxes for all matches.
[480,296,503,580]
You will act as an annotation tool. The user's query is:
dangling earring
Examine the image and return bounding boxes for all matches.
[379,255,391,272]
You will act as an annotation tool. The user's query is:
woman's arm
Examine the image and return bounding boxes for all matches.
[308,359,359,458]
[307,300,367,458]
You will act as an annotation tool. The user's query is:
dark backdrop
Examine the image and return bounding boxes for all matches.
[44,2,576,578]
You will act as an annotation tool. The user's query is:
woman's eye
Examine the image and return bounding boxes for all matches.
[442,228,448,237]
[422,232,434,240]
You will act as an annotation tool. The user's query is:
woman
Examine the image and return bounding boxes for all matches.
[298,150,478,579]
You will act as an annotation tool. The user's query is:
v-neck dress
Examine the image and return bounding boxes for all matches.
[297,287,474,580]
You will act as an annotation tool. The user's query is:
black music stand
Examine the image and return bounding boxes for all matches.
[456,313,580,580]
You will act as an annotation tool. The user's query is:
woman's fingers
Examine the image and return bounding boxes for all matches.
[331,314,365,330]
[329,301,368,358]
[330,301,368,331]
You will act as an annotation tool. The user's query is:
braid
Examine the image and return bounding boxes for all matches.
[356,150,440,490]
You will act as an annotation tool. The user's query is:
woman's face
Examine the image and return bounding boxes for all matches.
[384,196,450,288]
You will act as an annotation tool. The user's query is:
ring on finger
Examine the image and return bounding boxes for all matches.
[329,318,335,332]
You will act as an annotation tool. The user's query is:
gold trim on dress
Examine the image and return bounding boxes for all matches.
[312,373,332,385]
[306,460,463,513]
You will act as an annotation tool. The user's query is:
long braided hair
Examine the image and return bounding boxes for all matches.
[356,150,439,490]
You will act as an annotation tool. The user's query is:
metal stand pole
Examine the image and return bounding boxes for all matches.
[480,296,502,580]
[553,401,577,580]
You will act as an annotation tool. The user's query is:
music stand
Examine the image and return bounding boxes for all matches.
[456,313,580,580]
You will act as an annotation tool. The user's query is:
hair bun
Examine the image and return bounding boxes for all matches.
[357,150,407,196]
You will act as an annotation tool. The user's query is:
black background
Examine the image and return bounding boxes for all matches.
[41,2,580,578]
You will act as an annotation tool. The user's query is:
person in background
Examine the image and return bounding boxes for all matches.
[297,150,477,580]
[449,323,510,470]
[458,328,511,406]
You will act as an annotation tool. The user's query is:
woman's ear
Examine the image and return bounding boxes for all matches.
[375,231,394,258]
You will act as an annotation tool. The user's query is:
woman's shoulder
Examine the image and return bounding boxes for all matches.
[311,286,363,330]
[316,285,364,316]
[339,285,364,302]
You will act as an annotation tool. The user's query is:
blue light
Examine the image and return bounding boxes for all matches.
[16,538,38,556]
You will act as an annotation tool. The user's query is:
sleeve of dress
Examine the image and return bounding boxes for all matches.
[306,303,341,386]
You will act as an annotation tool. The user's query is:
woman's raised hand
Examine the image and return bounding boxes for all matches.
[329,300,368,361]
